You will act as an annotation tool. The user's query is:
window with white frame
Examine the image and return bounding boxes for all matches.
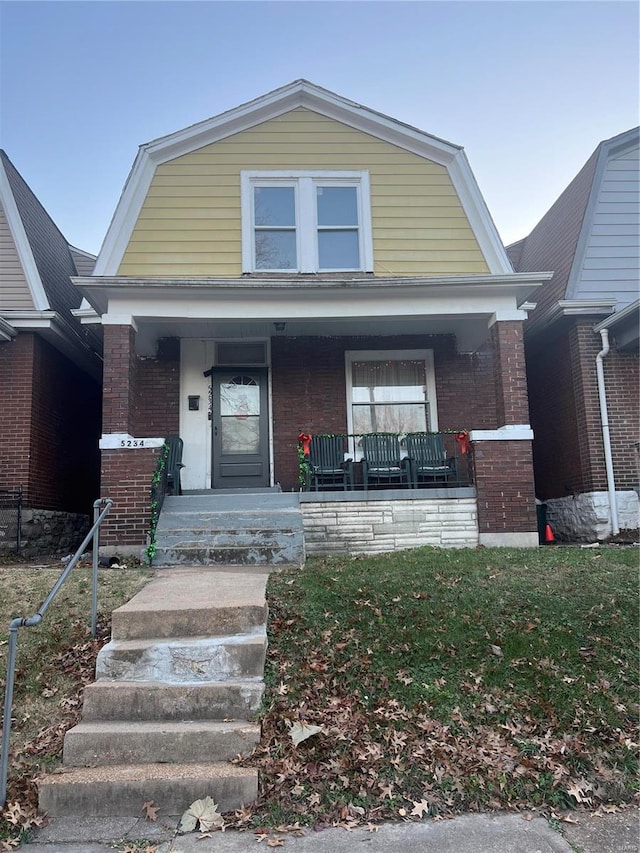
[241,171,373,273]
[345,351,438,448]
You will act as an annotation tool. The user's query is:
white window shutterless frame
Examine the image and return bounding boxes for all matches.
[241,171,373,273]
[345,350,438,458]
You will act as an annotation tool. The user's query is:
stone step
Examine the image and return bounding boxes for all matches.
[96,632,267,682]
[81,679,264,722]
[38,762,257,817]
[155,527,302,546]
[63,720,260,766]
[153,492,305,569]
[152,542,304,567]
[156,512,304,534]
[111,570,268,640]
[163,493,299,512]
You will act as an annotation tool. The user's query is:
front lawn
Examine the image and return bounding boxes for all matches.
[243,546,638,827]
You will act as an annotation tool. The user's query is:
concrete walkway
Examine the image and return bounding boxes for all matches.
[23,809,639,852]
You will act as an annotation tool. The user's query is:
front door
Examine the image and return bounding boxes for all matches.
[210,368,269,489]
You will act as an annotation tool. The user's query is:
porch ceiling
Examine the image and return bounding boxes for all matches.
[132,314,495,355]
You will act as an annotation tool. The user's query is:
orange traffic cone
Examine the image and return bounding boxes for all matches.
[545,524,556,544]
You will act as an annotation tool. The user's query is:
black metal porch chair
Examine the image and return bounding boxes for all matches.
[305,435,354,491]
[405,432,458,487]
[166,436,185,495]
[361,433,409,488]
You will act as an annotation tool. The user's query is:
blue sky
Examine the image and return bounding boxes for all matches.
[1,1,638,255]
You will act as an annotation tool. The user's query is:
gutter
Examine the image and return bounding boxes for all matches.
[595,328,619,535]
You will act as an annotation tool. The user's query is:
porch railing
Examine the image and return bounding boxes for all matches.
[298,431,472,491]
[0,497,113,808]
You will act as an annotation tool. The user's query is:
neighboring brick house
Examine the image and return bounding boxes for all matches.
[74,81,552,553]
[509,128,639,541]
[0,151,103,554]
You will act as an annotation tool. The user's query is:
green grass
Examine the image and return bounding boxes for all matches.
[1,547,637,836]
[0,562,151,843]
[242,546,639,826]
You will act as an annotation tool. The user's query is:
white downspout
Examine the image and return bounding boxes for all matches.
[595,328,619,535]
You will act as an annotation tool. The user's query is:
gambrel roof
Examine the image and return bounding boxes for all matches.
[508,127,640,333]
[95,80,514,277]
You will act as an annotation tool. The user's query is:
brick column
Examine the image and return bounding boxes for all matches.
[491,320,529,427]
[99,330,181,556]
[468,320,537,546]
[100,446,162,552]
[100,324,153,555]
[102,324,137,434]
[472,438,538,547]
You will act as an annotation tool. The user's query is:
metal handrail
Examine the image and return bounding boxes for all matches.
[0,497,113,807]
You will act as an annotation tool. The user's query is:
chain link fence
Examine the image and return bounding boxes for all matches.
[0,487,22,555]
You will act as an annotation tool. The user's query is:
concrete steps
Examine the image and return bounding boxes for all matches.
[96,633,267,682]
[153,493,304,567]
[63,720,261,766]
[38,568,268,818]
[38,762,257,817]
[111,569,268,640]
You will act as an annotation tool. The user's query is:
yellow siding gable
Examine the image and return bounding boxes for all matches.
[0,201,34,309]
[118,109,489,277]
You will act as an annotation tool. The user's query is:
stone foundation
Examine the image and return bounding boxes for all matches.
[300,490,478,554]
[545,490,640,542]
[1,508,92,558]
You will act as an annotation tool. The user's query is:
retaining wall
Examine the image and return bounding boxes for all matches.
[300,490,478,554]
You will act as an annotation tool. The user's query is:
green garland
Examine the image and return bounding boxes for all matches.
[146,441,169,564]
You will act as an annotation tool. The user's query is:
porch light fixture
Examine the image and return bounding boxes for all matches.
[274,322,286,333]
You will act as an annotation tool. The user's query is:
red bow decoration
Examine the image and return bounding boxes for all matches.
[454,430,470,455]
[298,432,312,455]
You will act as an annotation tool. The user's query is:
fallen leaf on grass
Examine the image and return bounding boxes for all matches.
[410,799,430,818]
[287,720,324,746]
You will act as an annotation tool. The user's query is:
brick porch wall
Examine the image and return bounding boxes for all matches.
[271,334,499,491]
[0,333,101,513]
[100,327,180,548]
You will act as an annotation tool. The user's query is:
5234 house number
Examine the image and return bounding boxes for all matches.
[120,439,146,448]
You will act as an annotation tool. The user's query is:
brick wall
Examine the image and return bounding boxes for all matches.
[0,335,33,498]
[271,334,498,490]
[0,333,101,513]
[132,338,180,436]
[526,321,639,499]
[472,439,537,534]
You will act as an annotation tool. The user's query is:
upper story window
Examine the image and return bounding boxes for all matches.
[241,171,373,273]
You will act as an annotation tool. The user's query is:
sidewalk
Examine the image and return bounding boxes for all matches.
[23,809,639,852]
